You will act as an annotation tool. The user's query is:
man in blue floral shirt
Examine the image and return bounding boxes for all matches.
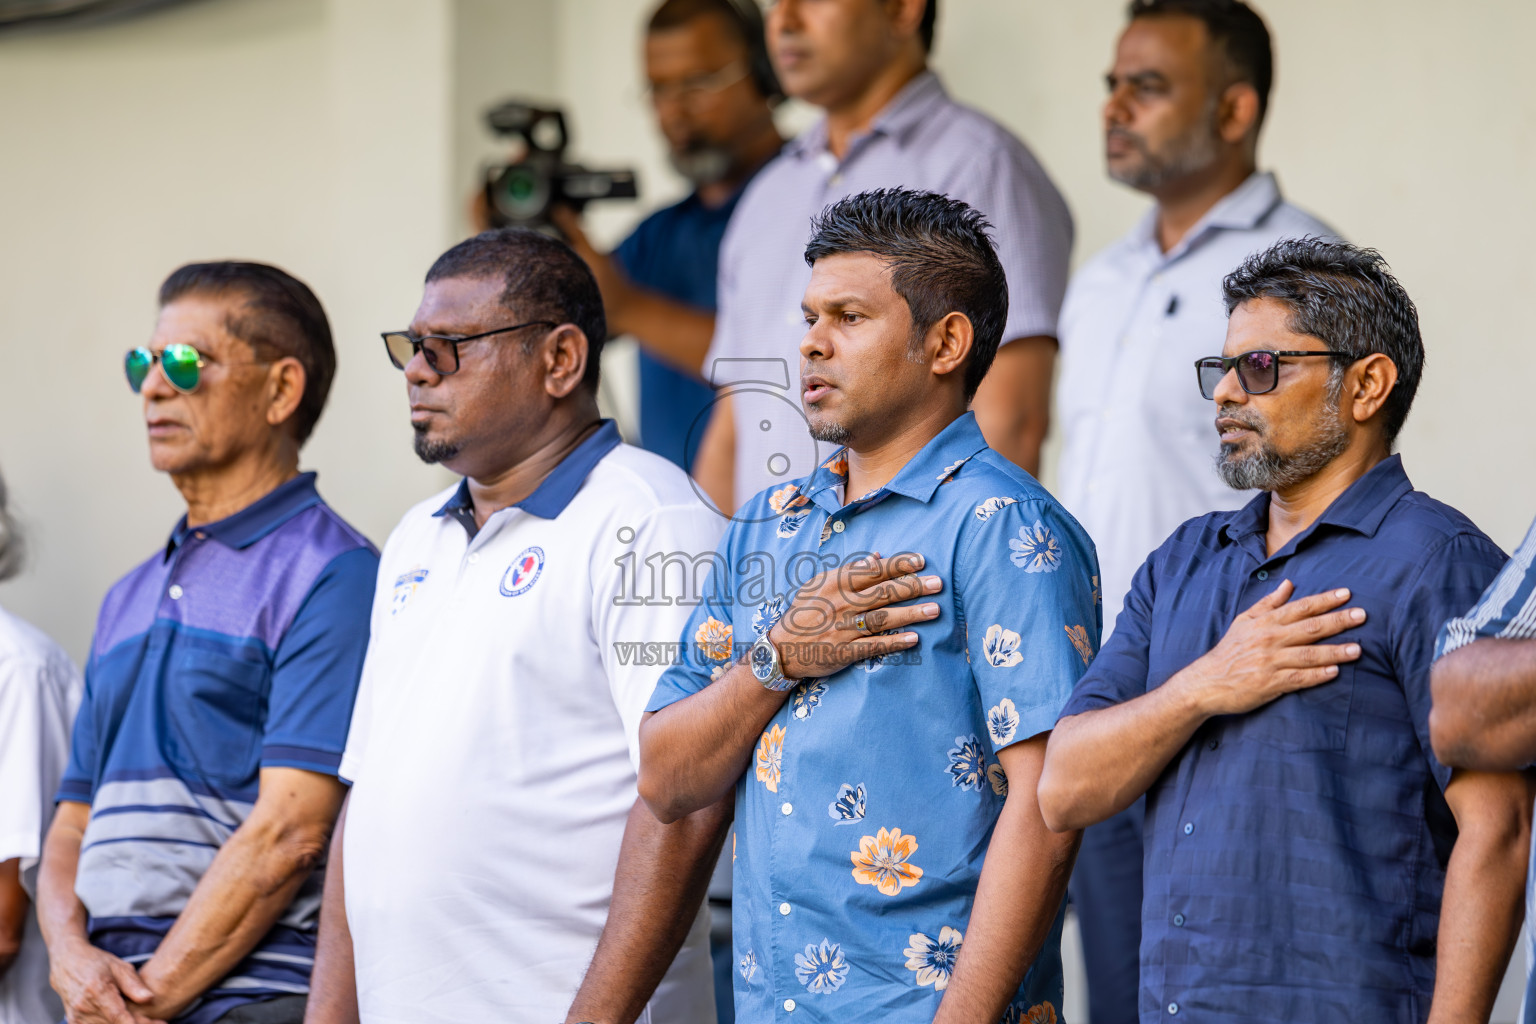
[640,188,1099,1024]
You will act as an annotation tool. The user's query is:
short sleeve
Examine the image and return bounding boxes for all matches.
[1436,515,1536,657]
[1396,531,1510,791]
[1059,551,1161,719]
[0,659,51,859]
[952,141,1073,343]
[644,517,743,718]
[56,661,100,805]
[595,502,727,772]
[262,546,379,775]
[960,501,1101,748]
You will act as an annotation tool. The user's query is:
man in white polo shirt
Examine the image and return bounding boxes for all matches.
[306,228,727,1024]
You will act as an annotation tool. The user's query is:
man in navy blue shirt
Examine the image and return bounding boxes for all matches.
[1039,238,1531,1022]
[554,0,784,470]
[36,263,376,1024]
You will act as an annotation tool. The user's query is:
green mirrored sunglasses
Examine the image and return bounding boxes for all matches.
[125,344,205,394]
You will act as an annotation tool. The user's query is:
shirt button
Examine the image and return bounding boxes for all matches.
[781,802,793,815]
[779,902,791,916]
[193,531,206,540]
[784,999,797,1012]
[832,520,845,533]
[1168,1003,1180,1015]
[1173,913,1185,927]
[1256,569,1268,580]
[1183,822,1194,835]
[1207,739,1219,750]
[168,585,184,600]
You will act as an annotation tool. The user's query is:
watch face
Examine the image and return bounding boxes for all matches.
[750,639,775,680]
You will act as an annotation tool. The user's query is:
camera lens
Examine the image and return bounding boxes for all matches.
[491,164,551,224]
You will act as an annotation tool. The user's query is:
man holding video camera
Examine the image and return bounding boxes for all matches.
[551,0,784,472]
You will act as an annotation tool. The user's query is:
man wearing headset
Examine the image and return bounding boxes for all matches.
[553,0,785,474]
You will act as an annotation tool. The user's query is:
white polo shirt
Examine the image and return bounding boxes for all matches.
[340,421,722,1024]
[0,603,82,1024]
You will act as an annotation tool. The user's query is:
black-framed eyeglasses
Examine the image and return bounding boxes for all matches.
[381,321,557,375]
[1194,349,1357,401]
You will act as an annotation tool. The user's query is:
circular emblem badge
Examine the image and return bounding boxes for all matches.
[500,546,545,597]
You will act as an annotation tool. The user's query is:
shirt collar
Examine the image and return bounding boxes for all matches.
[805,412,990,511]
[1130,171,1285,260]
[166,471,321,558]
[433,419,623,533]
[787,70,947,159]
[1220,454,1414,546]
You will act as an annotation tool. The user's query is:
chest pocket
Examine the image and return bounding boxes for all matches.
[1227,662,1354,753]
[163,646,270,785]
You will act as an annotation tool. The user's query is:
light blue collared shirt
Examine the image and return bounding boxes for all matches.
[649,413,1101,1023]
[1057,172,1335,636]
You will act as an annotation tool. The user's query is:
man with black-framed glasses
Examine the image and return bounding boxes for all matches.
[1038,237,1532,1023]
[37,261,377,1024]
[305,227,726,1024]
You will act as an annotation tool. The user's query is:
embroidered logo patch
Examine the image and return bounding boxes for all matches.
[500,546,545,597]
[391,567,429,615]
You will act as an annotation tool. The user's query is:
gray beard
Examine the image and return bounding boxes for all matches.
[413,425,460,465]
[809,421,851,445]
[1215,415,1350,491]
[669,145,733,186]
[1108,109,1222,192]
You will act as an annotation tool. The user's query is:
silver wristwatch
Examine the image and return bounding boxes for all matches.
[750,633,795,691]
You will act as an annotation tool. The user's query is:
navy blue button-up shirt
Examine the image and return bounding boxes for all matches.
[1059,455,1507,1023]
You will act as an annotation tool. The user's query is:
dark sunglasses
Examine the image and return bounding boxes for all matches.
[381,321,556,375]
[1194,349,1357,401]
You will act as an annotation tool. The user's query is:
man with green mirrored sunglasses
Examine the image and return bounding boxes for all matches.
[124,341,274,395]
[39,261,377,1024]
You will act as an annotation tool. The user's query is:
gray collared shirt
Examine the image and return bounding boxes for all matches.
[708,70,1073,505]
[1056,171,1336,636]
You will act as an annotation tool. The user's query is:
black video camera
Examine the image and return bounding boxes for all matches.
[481,101,639,231]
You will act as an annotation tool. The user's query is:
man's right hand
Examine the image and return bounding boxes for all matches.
[1174,579,1365,717]
[768,552,942,682]
[51,937,160,1024]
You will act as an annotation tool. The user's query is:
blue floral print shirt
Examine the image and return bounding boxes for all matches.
[648,413,1101,1024]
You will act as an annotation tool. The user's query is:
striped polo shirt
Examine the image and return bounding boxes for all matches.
[58,472,377,1024]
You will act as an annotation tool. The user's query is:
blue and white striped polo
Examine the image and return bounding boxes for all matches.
[58,472,377,1024]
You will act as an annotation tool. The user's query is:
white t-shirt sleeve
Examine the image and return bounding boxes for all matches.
[0,657,53,863]
[592,502,726,774]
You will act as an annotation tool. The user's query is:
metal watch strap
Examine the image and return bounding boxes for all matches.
[752,634,796,692]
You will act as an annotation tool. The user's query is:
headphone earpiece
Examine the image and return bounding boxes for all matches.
[721,0,782,102]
